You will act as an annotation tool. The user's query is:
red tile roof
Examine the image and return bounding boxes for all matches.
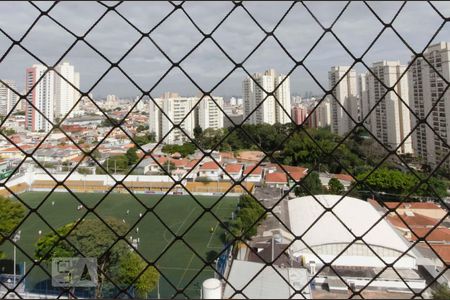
[290,171,306,181]
[265,172,288,183]
[333,173,354,182]
[61,125,85,133]
[200,161,221,171]
[410,227,450,242]
[171,159,189,168]
[71,155,84,163]
[283,165,307,174]
[225,164,243,174]
[185,159,199,169]
[156,156,170,165]
[2,145,34,152]
[384,202,443,210]
[430,244,450,264]
[387,212,441,229]
[243,165,263,176]
[220,152,235,159]
[265,163,307,174]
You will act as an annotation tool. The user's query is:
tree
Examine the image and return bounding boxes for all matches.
[91,149,101,161]
[227,218,244,244]
[295,171,325,196]
[432,283,450,300]
[77,167,92,175]
[161,143,196,157]
[134,133,155,146]
[35,217,159,298]
[110,251,159,298]
[136,124,149,133]
[328,178,345,195]
[356,168,448,199]
[226,194,266,242]
[1,128,16,136]
[0,197,25,258]
[126,147,139,166]
[193,126,203,140]
[99,118,119,127]
[238,208,261,238]
[99,156,129,174]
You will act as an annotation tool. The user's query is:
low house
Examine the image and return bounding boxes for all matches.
[384,202,447,220]
[319,172,354,190]
[242,165,263,184]
[265,172,288,189]
[198,161,222,181]
[223,163,243,181]
[381,201,450,287]
[333,173,354,190]
[288,171,307,188]
[183,159,200,181]
[219,151,236,164]
[135,158,153,174]
[0,144,34,159]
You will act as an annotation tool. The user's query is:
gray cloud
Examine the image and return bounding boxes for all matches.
[0,1,448,98]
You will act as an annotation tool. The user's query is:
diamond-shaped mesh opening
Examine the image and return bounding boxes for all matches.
[1,1,449,299]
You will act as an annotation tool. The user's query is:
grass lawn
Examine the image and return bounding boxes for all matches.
[0,191,238,298]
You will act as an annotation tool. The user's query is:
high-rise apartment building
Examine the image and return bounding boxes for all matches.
[364,61,413,154]
[328,66,359,136]
[196,96,224,131]
[150,94,225,144]
[409,42,450,166]
[0,80,19,117]
[291,104,308,125]
[54,62,80,118]
[243,69,291,125]
[149,94,196,144]
[307,99,331,129]
[358,73,369,124]
[25,64,54,132]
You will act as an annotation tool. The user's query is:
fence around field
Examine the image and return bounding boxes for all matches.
[0,172,254,195]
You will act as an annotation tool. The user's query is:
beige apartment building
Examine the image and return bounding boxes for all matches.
[243,69,291,125]
[328,66,359,136]
[408,42,450,167]
[364,61,413,154]
[149,93,224,144]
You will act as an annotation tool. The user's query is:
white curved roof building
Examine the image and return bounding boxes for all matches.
[288,195,416,269]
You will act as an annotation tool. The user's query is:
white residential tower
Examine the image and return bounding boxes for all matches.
[242,69,291,125]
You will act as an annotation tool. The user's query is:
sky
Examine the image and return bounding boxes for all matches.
[0,1,449,99]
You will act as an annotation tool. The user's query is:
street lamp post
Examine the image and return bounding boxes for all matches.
[12,230,21,289]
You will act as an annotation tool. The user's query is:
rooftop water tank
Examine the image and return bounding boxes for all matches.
[202,278,222,299]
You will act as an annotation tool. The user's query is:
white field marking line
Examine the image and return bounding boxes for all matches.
[206,199,226,249]
[177,252,196,288]
[175,207,197,234]
[162,221,182,244]
[162,207,197,244]
[173,206,202,287]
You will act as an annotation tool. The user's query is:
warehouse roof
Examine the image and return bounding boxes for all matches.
[288,195,413,256]
[223,260,310,299]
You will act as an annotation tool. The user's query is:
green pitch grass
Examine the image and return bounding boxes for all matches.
[1,191,238,298]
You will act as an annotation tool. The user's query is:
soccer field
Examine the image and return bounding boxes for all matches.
[1,191,239,298]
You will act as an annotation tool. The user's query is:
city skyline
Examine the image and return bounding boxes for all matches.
[0,1,449,97]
